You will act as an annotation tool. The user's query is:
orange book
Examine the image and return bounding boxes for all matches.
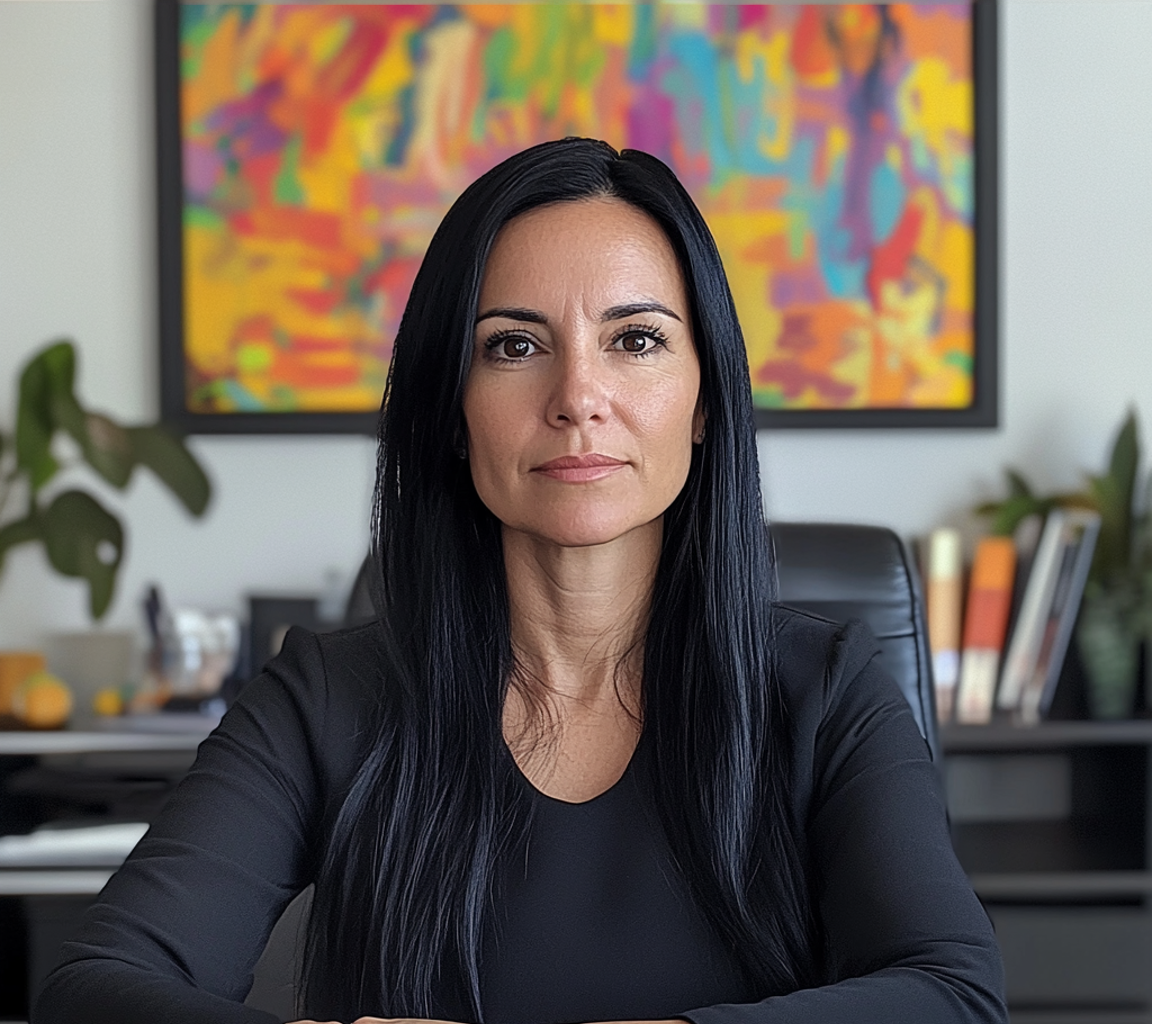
[955,537,1016,724]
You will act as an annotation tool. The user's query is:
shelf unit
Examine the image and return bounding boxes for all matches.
[942,720,1152,1024]
[0,728,207,1016]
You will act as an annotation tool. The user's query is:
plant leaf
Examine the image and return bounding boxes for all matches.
[77,413,135,489]
[1052,490,1098,511]
[1083,410,1142,585]
[1006,469,1034,499]
[15,340,76,491]
[0,514,41,578]
[1109,409,1140,501]
[28,344,134,489]
[127,426,211,516]
[41,489,124,619]
[976,493,1051,536]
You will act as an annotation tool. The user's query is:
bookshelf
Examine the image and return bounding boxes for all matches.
[942,720,1152,1022]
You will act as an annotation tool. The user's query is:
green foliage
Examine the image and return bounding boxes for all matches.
[976,410,1145,587]
[1091,411,1140,586]
[0,339,211,618]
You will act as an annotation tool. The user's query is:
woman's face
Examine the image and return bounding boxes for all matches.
[462,197,704,550]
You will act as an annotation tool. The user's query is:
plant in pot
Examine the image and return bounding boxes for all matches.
[976,410,1152,718]
[0,340,211,723]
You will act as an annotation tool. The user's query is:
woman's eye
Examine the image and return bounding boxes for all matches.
[615,331,661,354]
[489,335,537,360]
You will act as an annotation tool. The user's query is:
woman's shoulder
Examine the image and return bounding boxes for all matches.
[271,617,389,712]
[769,604,886,723]
[768,605,934,820]
[231,620,389,768]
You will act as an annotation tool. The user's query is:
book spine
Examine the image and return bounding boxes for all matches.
[956,536,1017,724]
[1021,511,1102,723]
[1005,514,1043,642]
[996,510,1070,712]
[926,528,964,724]
[1018,531,1078,725]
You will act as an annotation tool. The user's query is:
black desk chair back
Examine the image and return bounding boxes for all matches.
[771,521,939,761]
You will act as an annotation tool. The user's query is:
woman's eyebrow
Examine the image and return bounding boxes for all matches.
[475,306,548,326]
[600,301,682,323]
[474,301,683,327]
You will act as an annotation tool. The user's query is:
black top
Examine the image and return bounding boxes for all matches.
[34,610,1006,1024]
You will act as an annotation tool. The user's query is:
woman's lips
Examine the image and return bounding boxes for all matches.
[532,454,629,482]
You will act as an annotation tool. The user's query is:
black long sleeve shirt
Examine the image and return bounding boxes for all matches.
[34,609,1006,1024]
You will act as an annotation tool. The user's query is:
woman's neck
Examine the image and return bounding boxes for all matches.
[500,518,661,800]
[501,517,662,708]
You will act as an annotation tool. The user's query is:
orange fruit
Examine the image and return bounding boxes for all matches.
[92,687,125,717]
[12,671,73,729]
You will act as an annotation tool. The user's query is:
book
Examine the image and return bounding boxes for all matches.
[925,528,964,724]
[1005,514,1044,643]
[996,509,1070,713]
[1018,510,1101,724]
[955,536,1017,724]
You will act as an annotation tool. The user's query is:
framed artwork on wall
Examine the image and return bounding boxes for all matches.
[156,2,997,433]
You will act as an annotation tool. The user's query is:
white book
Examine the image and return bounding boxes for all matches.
[1018,510,1101,724]
[996,509,1069,712]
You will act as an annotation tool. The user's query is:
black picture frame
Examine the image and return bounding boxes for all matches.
[156,1,997,434]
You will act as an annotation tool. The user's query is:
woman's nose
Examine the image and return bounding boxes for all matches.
[547,347,610,428]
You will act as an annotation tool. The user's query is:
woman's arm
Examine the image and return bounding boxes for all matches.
[33,627,338,1024]
[682,621,1008,1024]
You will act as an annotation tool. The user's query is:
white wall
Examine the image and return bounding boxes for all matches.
[1,1,1151,648]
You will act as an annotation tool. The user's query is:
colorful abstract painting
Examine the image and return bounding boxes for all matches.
[172,3,983,423]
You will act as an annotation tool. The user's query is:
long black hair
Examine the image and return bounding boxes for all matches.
[302,138,817,1020]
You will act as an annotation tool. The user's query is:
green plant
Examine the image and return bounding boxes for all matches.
[0,339,210,618]
[976,409,1152,715]
[976,410,1146,584]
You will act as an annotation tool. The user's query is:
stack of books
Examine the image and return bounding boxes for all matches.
[925,510,1102,726]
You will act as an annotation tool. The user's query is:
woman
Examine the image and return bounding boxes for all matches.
[35,139,1005,1024]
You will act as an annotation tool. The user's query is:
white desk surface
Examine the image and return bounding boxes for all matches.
[0,869,116,896]
[0,727,213,756]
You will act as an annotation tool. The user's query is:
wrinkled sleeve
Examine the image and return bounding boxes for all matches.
[684,621,1007,1024]
[33,627,332,1024]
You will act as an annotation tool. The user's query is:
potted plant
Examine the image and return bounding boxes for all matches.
[0,339,211,619]
[977,410,1152,717]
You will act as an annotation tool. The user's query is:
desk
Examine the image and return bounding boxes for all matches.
[0,726,212,757]
[0,725,212,1016]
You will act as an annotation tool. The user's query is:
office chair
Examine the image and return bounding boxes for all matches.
[770,521,939,760]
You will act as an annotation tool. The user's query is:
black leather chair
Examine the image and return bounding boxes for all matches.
[771,521,938,760]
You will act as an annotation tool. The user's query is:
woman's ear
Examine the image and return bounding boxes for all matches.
[692,403,707,445]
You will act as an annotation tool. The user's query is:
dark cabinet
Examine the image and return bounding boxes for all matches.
[943,722,1152,1024]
